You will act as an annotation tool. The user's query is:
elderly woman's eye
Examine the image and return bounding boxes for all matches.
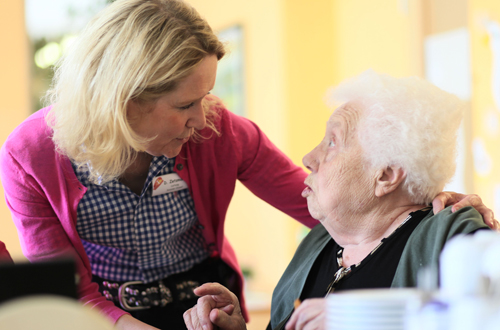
[329,140,335,147]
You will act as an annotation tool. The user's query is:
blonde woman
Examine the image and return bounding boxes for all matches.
[0,1,316,329]
[0,1,495,330]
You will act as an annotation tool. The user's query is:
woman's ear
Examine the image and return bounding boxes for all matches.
[374,166,406,197]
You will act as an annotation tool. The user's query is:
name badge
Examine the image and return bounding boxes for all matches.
[152,173,188,196]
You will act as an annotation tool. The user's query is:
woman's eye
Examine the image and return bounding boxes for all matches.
[179,102,195,110]
[328,140,335,147]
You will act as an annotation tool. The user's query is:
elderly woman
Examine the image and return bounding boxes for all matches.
[183,70,490,330]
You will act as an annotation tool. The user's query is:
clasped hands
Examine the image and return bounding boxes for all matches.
[183,282,246,330]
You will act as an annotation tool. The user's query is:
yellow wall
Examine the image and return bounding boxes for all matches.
[331,0,424,81]
[186,0,423,302]
[186,0,295,299]
[424,0,468,34]
[469,0,500,216]
[284,0,335,166]
[285,0,425,173]
[0,0,30,261]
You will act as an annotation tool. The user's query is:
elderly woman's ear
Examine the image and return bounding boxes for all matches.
[374,166,407,197]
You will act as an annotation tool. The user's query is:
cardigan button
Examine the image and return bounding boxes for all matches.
[176,163,184,170]
[207,243,216,252]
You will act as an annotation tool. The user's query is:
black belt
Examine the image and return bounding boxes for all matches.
[93,257,236,312]
[96,278,199,311]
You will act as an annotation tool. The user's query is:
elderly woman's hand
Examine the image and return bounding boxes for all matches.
[432,192,499,230]
[183,283,246,330]
[285,298,326,330]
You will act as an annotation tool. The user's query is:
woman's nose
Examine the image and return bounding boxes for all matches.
[187,103,206,130]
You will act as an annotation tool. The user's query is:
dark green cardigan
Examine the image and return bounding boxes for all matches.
[270,206,488,329]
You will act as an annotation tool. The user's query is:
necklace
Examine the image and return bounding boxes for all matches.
[323,210,423,296]
[325,248,352,296]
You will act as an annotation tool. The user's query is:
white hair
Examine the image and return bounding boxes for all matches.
[328,69,465,205]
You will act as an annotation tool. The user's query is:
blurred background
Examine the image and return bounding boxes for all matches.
[1,0,499,328]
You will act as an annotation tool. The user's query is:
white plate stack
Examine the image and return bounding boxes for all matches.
[326,289,421,330]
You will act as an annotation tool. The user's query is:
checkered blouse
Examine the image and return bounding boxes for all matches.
[73,156,209,283]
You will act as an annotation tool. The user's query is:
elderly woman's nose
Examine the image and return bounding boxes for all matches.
[302,149,317,172]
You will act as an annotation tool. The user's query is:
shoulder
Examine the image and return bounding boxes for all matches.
[408,206,488,255]
[2,107,54,153]
[391,206,489,288]
[416,206,488,239]
[1,107,61,174]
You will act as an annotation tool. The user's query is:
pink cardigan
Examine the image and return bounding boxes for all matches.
[0,98,317,323]
[0,241,13,263]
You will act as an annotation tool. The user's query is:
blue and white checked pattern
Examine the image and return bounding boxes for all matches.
[73,156,209,283]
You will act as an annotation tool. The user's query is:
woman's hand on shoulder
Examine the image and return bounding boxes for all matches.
[285,298,326,330]
[184,282,246,330]
[432,192,499,230]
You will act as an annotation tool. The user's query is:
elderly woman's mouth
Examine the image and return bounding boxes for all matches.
[302,185,312,197]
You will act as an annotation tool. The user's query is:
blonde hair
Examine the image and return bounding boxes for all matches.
[328,69,465,205]
[45,0,225,184]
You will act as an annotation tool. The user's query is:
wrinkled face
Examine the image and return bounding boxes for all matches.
[127,55,218,158]
[302,105,372,222]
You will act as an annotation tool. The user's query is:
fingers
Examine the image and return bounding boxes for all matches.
[489,219,500,231]
[432,191,465,214]
[446,194,498,230]
[193,282,231,298]
[194,283,238,306]
[195,295,221,329]
[184,305,207,330]
[184,284,231,330]
[184,283,244,330]
[449,194,481,213]
[219,303,235,315]
[438,193,499,231]
[210,307,247,330]
[432,197,445,215]
[184,302,241,330]
[183,306,192,329]
[474,205,498,230]
[285,298,325,330]
[432,191,453,214]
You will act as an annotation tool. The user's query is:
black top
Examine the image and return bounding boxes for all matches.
[265,208,430,330]
[300,208,430,299]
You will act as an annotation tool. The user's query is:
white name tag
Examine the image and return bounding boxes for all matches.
[152,173,188,196]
